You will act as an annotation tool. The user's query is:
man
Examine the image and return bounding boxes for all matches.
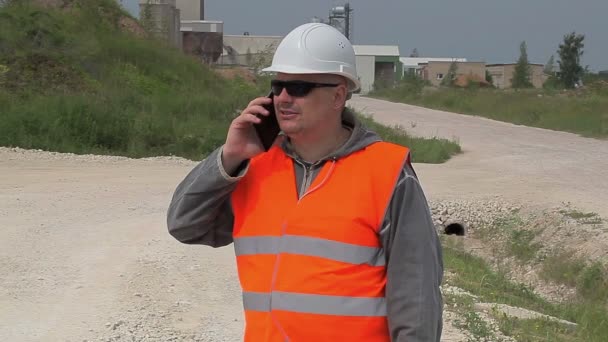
[167,23,443,341]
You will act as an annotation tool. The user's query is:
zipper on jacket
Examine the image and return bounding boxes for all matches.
[298,159,337,203]
[299,163,314,199]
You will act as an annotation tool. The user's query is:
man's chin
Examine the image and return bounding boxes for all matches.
[279,124,301,135]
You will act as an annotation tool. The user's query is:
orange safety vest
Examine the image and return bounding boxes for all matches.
[231,141,409,341]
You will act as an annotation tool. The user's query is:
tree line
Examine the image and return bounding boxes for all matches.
[513,32,585,89]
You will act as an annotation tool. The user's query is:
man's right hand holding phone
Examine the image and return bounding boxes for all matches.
[221,96,273,175]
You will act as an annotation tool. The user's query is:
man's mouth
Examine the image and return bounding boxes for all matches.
[279,109,299,119]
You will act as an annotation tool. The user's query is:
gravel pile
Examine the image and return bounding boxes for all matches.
[0,147,197,166]
[428,198,521,235]
[92,313,233,342]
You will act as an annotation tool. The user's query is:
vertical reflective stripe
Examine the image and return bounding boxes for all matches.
[242,291,387,317]
[234,235,385,266]
[243,291,271,312]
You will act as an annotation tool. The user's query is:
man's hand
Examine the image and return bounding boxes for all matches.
[221,96,273,174]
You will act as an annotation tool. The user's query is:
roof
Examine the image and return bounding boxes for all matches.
[223,34,284,39]
[353,45,400,57]
[486,63,544,67]
[181,20,224,24]
[400,57,467,66]
[180,20,223,33]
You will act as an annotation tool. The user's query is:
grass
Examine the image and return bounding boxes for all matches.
[496,317,577,342]
[476,214,542,264]
[559,209,603,224]
[368,78,608,138]
[442,238,561,318]
[508,228,542,264]
[540,250,587,287]
[356,111,461,164]
[442,236,608,342]
[444,293,498,341]
[0,1,461,163]
[472,212,608,303]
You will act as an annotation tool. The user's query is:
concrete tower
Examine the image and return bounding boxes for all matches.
[175,0,204,21]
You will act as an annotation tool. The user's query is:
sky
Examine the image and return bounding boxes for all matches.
[121,0,608,71]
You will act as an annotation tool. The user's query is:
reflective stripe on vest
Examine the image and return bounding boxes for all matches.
[231,141,409,342]
[243,291,387,316]
[234,235,386,266]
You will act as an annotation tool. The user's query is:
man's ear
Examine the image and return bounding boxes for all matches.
[332,84,348,110]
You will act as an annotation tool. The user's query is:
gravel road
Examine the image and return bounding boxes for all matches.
[1,96,606,341]
[348,96,608,219]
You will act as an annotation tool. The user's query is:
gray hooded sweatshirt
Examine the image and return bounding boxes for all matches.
[166,108,443,342]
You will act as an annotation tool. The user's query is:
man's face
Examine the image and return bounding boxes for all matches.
[272,73,348,137]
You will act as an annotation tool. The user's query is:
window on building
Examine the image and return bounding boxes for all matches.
[436,73,444,80]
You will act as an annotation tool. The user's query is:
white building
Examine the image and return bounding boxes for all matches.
[353,45,401,94]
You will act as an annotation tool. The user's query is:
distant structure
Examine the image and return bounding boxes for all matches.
[311,3,353,41]
[181,20,223,64]
[218,35,282,67]
[400,57,467,78]
[174,1,224,64]
[486,63,547,89]
[420,61,488,87]
[175,0,204,20]
[138,0,181,48]
[354,45,402,94]
[328,3,353,40]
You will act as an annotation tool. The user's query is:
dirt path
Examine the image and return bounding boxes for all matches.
[0,152,242,341]
[1,97,606,341]
[349,96,608,219]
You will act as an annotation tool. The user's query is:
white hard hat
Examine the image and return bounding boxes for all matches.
[262,23,361,93]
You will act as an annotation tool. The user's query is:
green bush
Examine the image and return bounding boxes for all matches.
[577,262,608,302]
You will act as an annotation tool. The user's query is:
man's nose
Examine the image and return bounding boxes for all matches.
[276,87,293,102]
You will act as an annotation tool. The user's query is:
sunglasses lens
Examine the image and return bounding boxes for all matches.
[271,81,315,97]
[287,83,313,97]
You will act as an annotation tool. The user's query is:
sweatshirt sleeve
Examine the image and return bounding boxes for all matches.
[166,145,249,247]
[379,159,444,342]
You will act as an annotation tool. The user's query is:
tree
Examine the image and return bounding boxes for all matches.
[544,55,555,75]
[245,48,253,66]
[557,32,585,88]
[441,61,458,87]
[251,43,277,73]
[512,41,533,88]
[485,70,494,86]
[140,0,155,36]
[410,48,420,57]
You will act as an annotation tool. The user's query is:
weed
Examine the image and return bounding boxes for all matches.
[559,209,603,224]
[444,293,498,341]
[576,262,608,303]
[540,250,586,287]
[508,229,542,263]
[496,316,578,342]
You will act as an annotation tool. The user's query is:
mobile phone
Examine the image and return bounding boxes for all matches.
[253,91,281,151]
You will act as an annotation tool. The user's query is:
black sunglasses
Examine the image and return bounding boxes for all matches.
[270,80,340,97]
